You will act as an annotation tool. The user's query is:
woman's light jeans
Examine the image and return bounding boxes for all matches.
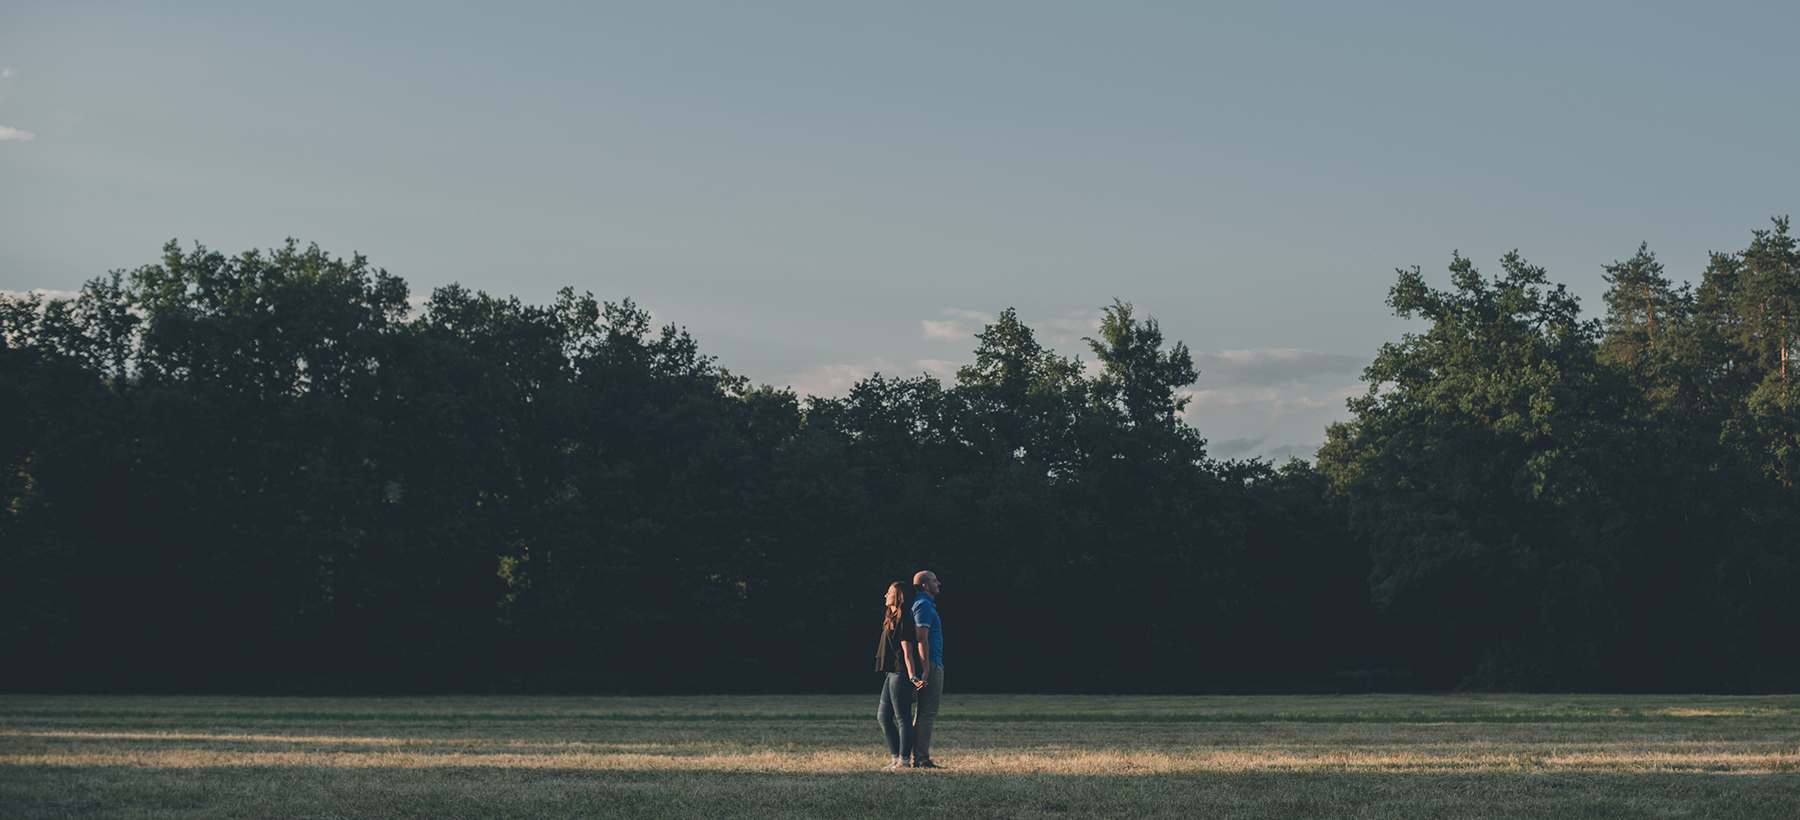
[877,672,915,760]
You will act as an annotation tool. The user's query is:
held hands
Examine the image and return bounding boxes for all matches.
[913,677,927,691]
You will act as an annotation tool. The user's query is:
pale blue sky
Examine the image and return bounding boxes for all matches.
[3,1,1795,459]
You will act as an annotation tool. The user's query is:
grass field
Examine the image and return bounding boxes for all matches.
[5,693,1800,818]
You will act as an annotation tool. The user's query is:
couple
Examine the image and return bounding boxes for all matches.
[874,570,945,770]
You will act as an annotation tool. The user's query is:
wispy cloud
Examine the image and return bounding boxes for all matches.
[1194,348,1367,387]
[786,357,964,397]
[1189,389,1264,411]
[1036,310,1103,343]
[0,126,36,142]
[920,307,993,341]
[1182,368,1359,462]
[1212,436,1268,458]
[920,320,968,340]
[1269,385,1363,418]
[1,68,13,79]
[924,306,1107,345]
[1182,349,1365,451]
[1265,443,1318,461]
[1186,383,1360,420]
[787,361,891,397]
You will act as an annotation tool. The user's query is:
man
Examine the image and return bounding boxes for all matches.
[910,569,945,769]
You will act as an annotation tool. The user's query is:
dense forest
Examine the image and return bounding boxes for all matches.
[3,219,1797,694]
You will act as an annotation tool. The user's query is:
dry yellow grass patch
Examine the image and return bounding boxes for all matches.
[6,701,1800,775]
[7,694,1800,819]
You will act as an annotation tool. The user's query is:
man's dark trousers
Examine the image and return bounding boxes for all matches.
[912,662,943,763]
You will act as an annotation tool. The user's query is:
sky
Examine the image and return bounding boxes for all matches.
[3,1,1796,461]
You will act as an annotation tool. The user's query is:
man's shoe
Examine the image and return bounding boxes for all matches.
[912,759,945,769]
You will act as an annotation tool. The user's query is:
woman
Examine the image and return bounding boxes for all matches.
[875,580,923,769]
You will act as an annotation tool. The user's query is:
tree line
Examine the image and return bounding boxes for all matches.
[2,220,1795,694]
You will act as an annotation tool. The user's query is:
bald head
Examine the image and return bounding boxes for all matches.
[913,570,940,596]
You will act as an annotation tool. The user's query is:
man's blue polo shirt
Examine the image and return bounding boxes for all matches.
[912,592,943,668]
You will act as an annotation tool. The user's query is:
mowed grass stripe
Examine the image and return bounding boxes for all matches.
[8,709,1798,724]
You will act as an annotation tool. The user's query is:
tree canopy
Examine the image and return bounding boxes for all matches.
[4,221,1798,694]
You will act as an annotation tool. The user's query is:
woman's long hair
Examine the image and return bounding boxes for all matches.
[883,581,912,630]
